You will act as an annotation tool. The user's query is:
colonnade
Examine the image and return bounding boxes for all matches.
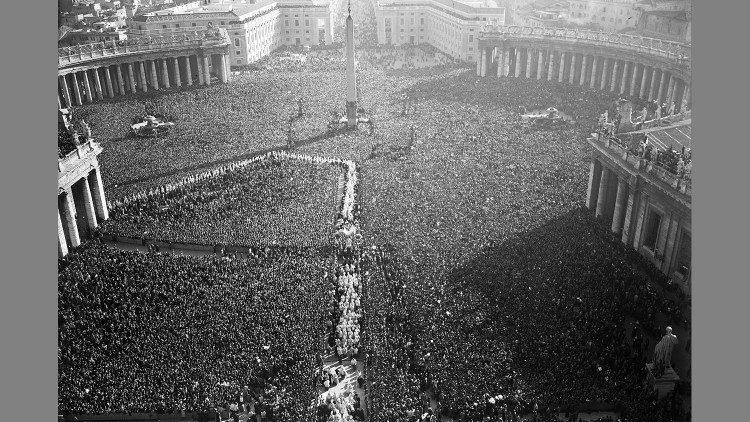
[58,53,230,108]
[586,158,636,244]
[58,167,108,257]
[476,45,691,112]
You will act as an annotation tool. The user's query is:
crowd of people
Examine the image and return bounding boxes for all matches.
[61,38,691,422]
[58,240,332,419]
[100,153,341,248]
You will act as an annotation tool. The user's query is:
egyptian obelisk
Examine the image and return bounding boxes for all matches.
[345,1,358,127]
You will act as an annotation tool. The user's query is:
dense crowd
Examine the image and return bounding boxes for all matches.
[100,155,341,248]
[58,241,333,419]
[62,41,691,421]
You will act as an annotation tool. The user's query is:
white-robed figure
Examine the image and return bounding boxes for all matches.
[654,326,679,367]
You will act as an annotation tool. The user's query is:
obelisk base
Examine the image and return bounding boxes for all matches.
[346,100,358,127]
[646,363,680,399]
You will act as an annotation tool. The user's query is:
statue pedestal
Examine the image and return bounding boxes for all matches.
[646,363,680,398]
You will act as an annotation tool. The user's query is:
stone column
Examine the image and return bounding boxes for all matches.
[59,75,72,108]
[586,159,602,209]
[184,56,193,86]
[139,61,148,92]
[58,209,68,257]
[172,57,182,87]
[639,66,650,99]
[568,53,577,84]
[600,58,609,90]
[536,49,544,80]
[620,61,631,94]
[682,85,691,110]
[82,71,94,103]
[595,167,610,219]
[89,167,109,221]
[476,48,482,76]
[611,177,628,234]
[667,77,677,108]
[547,50,554,81]
[648,67,659,101]
[61,190,81,248]
[497,50,503,77]
[590,56,599,89]
[161,58,170,89]
[203,55,211,85]
[92,68,104,100]
[630,63,639,97]
[580,55,588,86]
[71,72,82,105]
[621,187,637,245]
[558,51,565,82]
[104,66,115,98]
[127,63,136,93]
[480,47,488,77]
[658,70,670,103]
[150,60,159,90]
[81,177,98,230]
[221,54,230,83]
[525,49,533,78]
[610,60,620,92]
[512,48,519,77]
[502,49,510,77]
[196,55,205,85]
[115,65,125,96]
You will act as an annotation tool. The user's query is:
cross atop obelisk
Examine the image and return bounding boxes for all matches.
[345,0,357,127]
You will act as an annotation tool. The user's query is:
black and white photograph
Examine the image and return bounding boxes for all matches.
[53,1,696,421]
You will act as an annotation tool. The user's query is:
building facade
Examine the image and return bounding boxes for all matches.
[567,0,641,32]
[586,121,691,294]
[513,0,569,28]
[374,0,506,62]
[635,9,690,42]
[129,0,334,66]
[60,28,129,46]
[58,139,109,258]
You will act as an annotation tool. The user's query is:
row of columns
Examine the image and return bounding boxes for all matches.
[586,158,635,243]
[476,46,691,111]
[58,53,230,108]
[58,167,109,257]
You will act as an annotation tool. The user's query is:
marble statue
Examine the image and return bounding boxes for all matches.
[653,326,678,367]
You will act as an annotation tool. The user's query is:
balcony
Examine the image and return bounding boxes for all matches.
[58,27,231,67]
[478,24,691,65]
[590,131,691,199]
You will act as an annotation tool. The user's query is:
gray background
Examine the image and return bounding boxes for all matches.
[0,0,747,420]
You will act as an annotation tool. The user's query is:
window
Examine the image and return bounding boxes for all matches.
[305,19,309,26]
[175,24,180,28]
[221,21,225,25]
[285,20,289,26]
[295,20,299,27]
[236,50,240,55]
[420,18,424,25]
[192,23,196,27]
[162,25,167,29]
[643,210,662,251]
[235,38,240,46]
[676,232,691,277]
[237,59,242,64]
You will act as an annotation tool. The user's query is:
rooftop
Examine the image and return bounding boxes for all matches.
[625,120,692,151]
